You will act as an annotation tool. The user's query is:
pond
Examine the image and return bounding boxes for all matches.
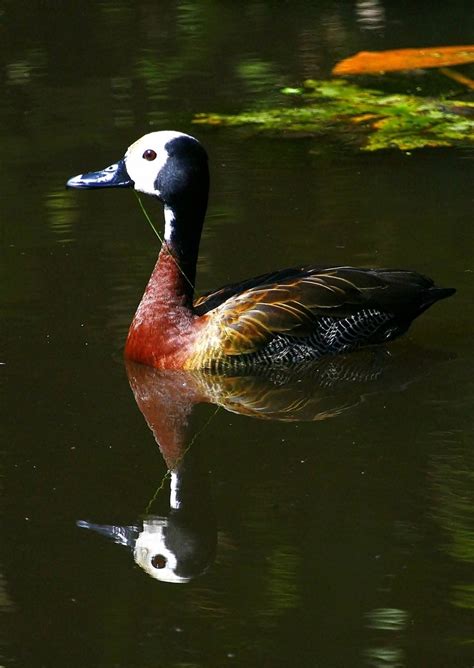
[1,2,473,667]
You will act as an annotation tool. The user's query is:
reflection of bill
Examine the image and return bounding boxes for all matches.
[78,347,452,582]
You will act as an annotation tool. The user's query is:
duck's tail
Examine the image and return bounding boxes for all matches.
[418,285,456,314]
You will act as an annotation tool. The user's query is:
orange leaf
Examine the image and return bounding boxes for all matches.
[332,45,474,75]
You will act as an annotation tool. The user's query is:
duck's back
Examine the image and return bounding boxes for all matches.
[190,266,454,370]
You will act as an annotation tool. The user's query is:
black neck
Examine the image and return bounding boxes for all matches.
[153,136,210,296]
[163,188,208,293]
[165,163,209,288]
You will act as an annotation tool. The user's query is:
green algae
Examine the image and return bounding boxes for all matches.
[194,78,474,151]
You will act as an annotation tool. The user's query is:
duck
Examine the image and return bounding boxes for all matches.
[66,131,455,371]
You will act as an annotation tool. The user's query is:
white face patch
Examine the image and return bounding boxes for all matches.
[123,130,198,197]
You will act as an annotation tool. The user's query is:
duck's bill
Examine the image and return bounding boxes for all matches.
[66,158,134,189]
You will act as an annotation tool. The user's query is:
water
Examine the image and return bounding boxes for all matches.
[1,2,473,666]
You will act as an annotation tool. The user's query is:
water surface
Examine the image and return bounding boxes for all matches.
[1,2,473,667]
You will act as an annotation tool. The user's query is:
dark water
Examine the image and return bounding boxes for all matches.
[1,2,474,667]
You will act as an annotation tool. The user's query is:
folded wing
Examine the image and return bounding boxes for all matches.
[195,266,449,357]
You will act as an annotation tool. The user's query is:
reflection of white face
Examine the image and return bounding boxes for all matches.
[123,130,196,196]
[133,518,191,584]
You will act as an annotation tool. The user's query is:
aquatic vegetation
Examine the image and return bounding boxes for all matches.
[194,78,474,151]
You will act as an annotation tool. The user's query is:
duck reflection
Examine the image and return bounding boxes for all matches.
[78,365,216,583]
[78,348,447,582]
[126,349,395,425]
[77,442,215,584]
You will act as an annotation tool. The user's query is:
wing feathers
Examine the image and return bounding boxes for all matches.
[196,265,441,356]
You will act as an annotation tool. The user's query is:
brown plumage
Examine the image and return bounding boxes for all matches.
[66,131,455,370]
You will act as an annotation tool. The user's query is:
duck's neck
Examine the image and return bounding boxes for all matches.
[148,195,207,302]
[161,201,203,299]
[144,245,195,316]
[125,197,207,367]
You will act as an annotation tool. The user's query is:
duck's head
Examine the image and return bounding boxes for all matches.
[67,131,209,257]
[67,130,208,206]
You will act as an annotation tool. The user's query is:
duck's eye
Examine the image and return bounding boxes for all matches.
[151,554,167,569]
[143,149,157,161]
